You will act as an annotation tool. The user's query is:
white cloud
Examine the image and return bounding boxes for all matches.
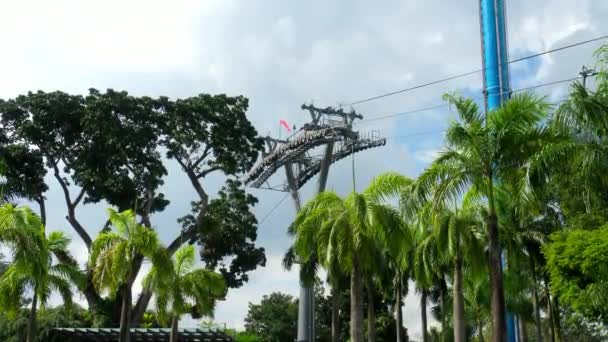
[414,148,441,164]
[422,32,444,46]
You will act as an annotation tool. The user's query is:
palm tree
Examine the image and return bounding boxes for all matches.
[364,172,415,342]
[284,216,342,342]
[144,245,225,342]
[413,219,457,342]
[464,274,490,342]
[89,208,168,342]
[292,182,404,342]
[535,81,608,213]
[433,203,486,342]
[529,46,608,214]
[412,199,453,342]
[494,180,552,342]
[414,92,551,341]
[413,230,439,342]
[0,204,83,342]
[291,192,367,342]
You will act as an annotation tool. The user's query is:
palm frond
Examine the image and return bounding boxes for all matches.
[174,245,196,276]
[443,93,484,126]
[363,171,414,203]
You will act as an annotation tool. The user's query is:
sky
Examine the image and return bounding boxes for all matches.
[2,0,608,339]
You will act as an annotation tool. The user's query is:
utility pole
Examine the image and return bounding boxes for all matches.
[580,65,598,89]
[244,104,384,342]
[478,0,516,341]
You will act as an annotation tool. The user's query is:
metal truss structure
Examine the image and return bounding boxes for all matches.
[244,104,386,193]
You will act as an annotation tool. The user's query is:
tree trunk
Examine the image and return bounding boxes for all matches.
[37,197,46,226]
[367,281,376,342]
[331,285,340,342]
[518,317,528,342]
[453,257,465,342]
[84,269,102,313]
[350,259,364,342]
[26,286,38,342]
[487,211,507,342]
[479,320,485,342]
[170,315,179,342]
[133,182,208,325]
[529,256,543,342]
[128,254,147,325]
[552,297,562,342]
[421,289,428,342]
[395,280,403,342]
[545,281,555,342]
[440,286,446,333]
[119,285,132,342]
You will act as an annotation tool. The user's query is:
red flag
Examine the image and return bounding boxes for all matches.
[280,119,291,132]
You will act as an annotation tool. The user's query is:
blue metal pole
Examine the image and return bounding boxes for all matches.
[478,0,517,341]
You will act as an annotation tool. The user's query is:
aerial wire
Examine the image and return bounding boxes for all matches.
[356,75,581,124]
[258,193,289,225]
[348,34,608,105]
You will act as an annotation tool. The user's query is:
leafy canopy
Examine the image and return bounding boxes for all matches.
[544,223,608,323]
[244,292,298,342]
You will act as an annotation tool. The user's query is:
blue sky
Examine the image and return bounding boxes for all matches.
[2,0,608,338]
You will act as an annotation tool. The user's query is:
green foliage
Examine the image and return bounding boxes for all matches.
[89,209,167,296]
[235,332,262,342]
[416,91,552,210]
[243,287,408,342]
[544,223,608,322]
[560,307,608,341]
[0,305,93,342]
[244,292,298,342]
[181,179,266,288]
[224,330,261,342]
[0,205,84,309]
[0,204,83,341]
[0,252,8,275]
[0,144,47,203]
[144,245,226,323]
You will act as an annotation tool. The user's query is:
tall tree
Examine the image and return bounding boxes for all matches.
[433,203,485,342]
[414,223,449,342]
[244,292,298,342]
[543,222,608,324]
[363,172,415,342]
[0,89,265,322]
[89,209,169,342]
[291,172,414,342]
[414,92,551,341]
[292,191,382,342]
[144,245,225,342]
[464,273,491,342]
[0,204,83,342]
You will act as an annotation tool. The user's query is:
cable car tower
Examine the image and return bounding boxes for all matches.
[244,104,386,342]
